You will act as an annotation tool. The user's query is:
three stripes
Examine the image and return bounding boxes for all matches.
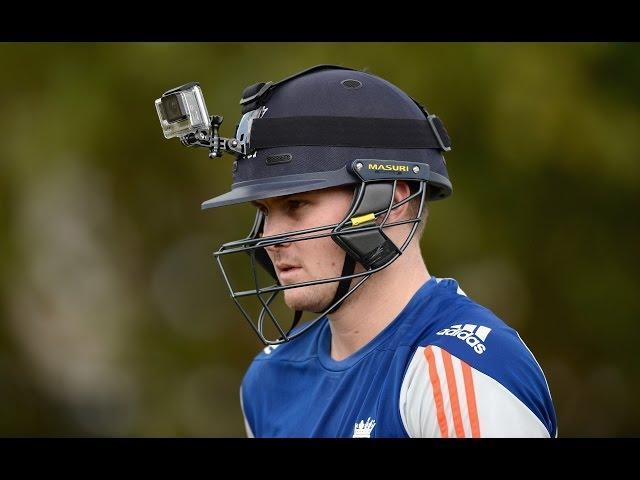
[423,345,481,438]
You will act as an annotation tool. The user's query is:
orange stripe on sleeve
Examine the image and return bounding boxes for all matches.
[441,349,465,438]
[424,346,448,438]
[461,361,481,437]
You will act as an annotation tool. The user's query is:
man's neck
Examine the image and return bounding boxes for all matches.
[326,244,430,361]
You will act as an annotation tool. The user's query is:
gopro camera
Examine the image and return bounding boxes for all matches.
[156,82,247,158]
[155,82,210,139]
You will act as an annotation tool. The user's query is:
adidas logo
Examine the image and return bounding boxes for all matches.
[353,417,376,438]
[436,324,492,354]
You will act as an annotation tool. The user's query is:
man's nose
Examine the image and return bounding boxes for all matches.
[262,214,293,250]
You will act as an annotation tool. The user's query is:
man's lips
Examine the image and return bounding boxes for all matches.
[275,263,302,280]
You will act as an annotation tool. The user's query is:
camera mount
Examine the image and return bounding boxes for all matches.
[179,115,245,158]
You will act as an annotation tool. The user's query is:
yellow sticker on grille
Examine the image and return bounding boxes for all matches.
[350,213,375,226]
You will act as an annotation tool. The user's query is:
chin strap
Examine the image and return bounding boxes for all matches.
[325,253,357,314]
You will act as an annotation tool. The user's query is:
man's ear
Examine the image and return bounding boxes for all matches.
[389,181,412,220]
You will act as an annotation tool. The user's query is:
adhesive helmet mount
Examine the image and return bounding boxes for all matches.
[155,65,453,345]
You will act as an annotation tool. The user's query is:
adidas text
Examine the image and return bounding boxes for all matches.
[436,324,491,354]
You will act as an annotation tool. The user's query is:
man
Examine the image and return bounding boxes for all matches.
[200,65,557,437]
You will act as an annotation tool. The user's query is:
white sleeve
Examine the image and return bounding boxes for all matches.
[239,385,255,438]
[399,345,550,438]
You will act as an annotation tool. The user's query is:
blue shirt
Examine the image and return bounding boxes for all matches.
[240,276,557,438]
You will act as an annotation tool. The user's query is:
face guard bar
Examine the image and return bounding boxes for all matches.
[214,174,428,345]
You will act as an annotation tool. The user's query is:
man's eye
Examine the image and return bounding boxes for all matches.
[287,200,306,211]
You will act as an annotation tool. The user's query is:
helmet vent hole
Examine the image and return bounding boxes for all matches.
[266,153,292,165]
[341,79,363,89]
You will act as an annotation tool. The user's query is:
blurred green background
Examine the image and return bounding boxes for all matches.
[1,43,638,436]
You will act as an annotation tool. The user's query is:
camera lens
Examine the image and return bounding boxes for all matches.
[161,93,188,123]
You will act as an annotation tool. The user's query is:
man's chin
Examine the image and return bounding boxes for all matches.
[283,286,333,313]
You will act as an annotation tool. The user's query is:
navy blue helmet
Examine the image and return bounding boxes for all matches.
[203,65,453,344]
